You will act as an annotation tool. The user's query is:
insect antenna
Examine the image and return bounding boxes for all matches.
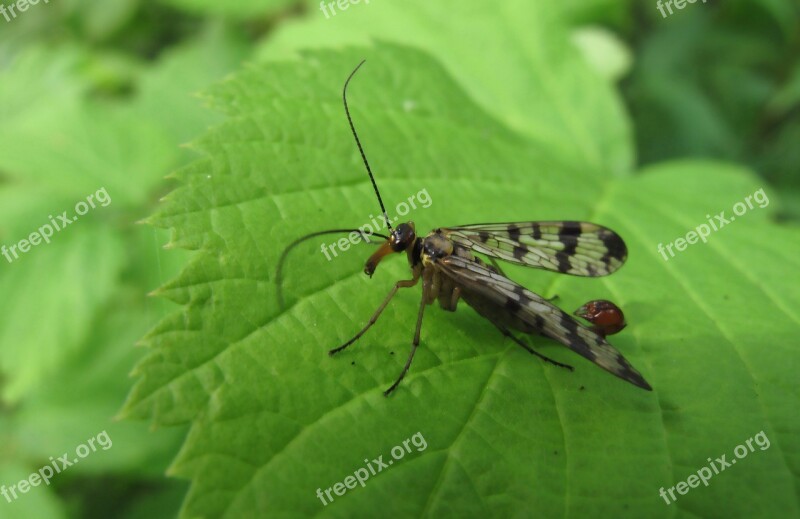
[343,60,393,232]
[275,228,389,309]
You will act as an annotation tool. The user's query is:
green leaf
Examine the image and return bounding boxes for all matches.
[623,4,800,218]
[158,0,296,19]
[0,32,244,400]
[9,285,185,476]
[570,26,632,83]
[556,0,632,27]
[132,25,251,153]
[0,45,88,127]
[0,100,175,206]
[0,46,147,400]
[124,43,799,517]
[0,463,67,519]
[0,210,124,401]
[257,0,633,177]
[0,41,198,517]
[60,0,140,41]
[0,281,186,516]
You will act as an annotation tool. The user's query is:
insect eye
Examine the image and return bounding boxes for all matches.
[390,223,416,252]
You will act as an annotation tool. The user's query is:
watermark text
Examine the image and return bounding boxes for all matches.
[319,0,370,19]
[0,0,50,23]
[320,188,432,261]
[659,430,770,505]
[1,187,112,264]
[656,0,706,19]
[658,187,768,261]
[315,431,427,506]
[2,430,112,504]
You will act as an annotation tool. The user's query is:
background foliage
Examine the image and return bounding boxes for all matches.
[0,0,797,518]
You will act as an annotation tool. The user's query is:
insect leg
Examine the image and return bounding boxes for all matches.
[488,257,507,277]
[449,286,461,311]
[496,325,574,371]
[384,285,428,396]
[329,275,420,356]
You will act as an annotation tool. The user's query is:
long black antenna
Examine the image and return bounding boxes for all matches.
[275,228,389,309]
[343,60,393,232]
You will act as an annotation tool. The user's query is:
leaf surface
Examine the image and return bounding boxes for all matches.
[124,43,800,518]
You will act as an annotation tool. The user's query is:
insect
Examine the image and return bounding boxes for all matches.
[574,299,627,337]
[277,60,651,396]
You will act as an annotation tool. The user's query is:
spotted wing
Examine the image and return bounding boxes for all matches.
[436,254,651,390]
[441,221,627,276]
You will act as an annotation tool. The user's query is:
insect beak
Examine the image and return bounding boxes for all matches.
[364,241,394,277]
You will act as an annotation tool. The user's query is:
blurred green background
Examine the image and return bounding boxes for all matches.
[0,0,796,517]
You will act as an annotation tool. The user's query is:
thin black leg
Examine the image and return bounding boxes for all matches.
[384,286,427,396]
[496,325,573,371]
[488,257,507,277]
[330,277,418,356]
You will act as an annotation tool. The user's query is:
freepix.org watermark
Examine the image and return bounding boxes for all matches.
[657,187,768,261]
[2,430,112,504]
[656,0,706,19]
[319,0,370,19]
[320,188,432,261]
[315,431,427,506]
[659,430,770,505]
[0,0,49,23]
[1,187,111,264]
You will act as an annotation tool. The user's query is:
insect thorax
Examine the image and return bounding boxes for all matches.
[419,230,455,267]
